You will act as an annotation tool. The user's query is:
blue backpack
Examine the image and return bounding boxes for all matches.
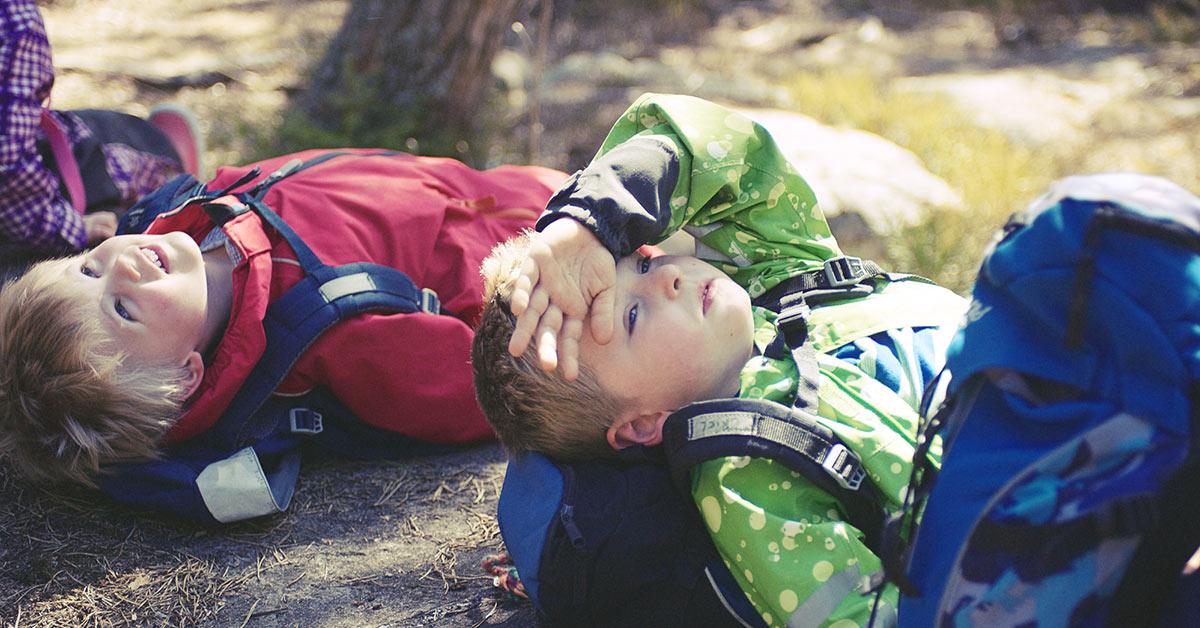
[885,173,1200,628]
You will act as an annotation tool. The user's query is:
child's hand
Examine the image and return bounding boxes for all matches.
[508,218,616,380]
[84,211,118,244]
[1185,546,1200,575]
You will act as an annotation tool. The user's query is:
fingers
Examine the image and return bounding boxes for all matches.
[588,286,616,346]
[508,286,549,357]
[509,257,540,316]
[535,304,564,371]
[83,211,118,243]
[558,316,584,381]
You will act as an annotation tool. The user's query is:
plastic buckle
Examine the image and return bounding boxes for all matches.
[420,288,441,314]
[775,300,811,347]
[288,407,324,435]
[824,256,865,288]
[823,443,866,491]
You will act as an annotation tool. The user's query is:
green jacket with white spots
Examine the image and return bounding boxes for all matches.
[540,93,967,628]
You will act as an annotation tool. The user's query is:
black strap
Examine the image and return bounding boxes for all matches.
[761,289,820,411]
[753,256,934,311]
[878,367,965,596]
[1067,203,1200,350]
[753,255,924,412]
[662,398,883,549]
[969,495,1161,572]
[754,256,879,309]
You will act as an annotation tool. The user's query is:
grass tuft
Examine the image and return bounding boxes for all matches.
[787,70,1061,293]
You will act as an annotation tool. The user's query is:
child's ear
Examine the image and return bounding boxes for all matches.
[607,410,672,450]
[181,351,205,399]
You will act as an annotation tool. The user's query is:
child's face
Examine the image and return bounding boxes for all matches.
[579,252,754,415]
[51,232,210,366]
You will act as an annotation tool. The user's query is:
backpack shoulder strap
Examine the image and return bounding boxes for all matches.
[754,255,934,310]
[39,109,86,213]
[661,397,884,548]
[201,155,442,448]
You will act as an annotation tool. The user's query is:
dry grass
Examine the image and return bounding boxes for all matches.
[787,70,1060,293]
[0,447,518,627]
[1,463,240,627]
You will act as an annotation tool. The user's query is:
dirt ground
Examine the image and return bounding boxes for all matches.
[4,0,1199,627]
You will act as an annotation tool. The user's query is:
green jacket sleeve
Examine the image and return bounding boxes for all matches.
[540,92,844,299]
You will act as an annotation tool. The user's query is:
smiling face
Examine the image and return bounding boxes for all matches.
[578,252,755,446]
[53,232,211,369]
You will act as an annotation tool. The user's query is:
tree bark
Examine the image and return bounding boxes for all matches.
[300,0,527,161]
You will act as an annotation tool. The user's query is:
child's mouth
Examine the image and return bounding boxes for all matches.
[702,281,712,314]
[141,246,168,273]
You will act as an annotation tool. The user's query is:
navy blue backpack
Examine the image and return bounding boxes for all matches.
[885,173,1200,628]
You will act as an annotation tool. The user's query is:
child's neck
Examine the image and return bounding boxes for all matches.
[200,247,235,355]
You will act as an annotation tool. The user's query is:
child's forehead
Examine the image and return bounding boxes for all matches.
[32,257,79,290]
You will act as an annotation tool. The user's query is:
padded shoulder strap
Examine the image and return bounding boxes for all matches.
[662,398,883,548]
[207,155,441,448]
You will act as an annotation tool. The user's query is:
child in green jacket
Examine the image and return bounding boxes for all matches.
[473,93,966,627]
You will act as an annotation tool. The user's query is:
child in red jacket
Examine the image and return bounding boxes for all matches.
[0,149,566,522]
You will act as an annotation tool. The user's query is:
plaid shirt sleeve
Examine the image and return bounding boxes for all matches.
[0,0,86,251]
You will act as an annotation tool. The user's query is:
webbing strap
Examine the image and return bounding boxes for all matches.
[662,398,882,548]
[752,255,920,412]
[763,290,819,411]
[754,256,914,311]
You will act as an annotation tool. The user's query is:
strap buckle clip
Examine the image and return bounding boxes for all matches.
[289,407,324,435]
[824,256,866,288]
[823,443,867,491]
[419,288,441,314]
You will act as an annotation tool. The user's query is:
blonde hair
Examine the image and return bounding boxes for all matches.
[0,258,193,486]
[471,232,622,461]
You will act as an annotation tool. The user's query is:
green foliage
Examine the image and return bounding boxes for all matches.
[787,71,1061,294]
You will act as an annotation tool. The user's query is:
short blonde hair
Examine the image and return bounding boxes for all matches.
[471,233,622,461]
[0,258,193,486]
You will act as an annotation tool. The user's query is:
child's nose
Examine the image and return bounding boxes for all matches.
[115,252,142,282]
[655,264,682,298]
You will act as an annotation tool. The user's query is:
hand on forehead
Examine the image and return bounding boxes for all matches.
[506,219,618,380]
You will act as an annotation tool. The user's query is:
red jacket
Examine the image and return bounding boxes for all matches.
[144,149,567,445]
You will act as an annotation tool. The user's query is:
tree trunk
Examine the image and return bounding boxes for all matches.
[300,0,527,162]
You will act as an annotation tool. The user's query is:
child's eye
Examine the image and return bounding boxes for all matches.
[80,265,99,278]
[114,299,135,322]
[627,304,638,334]
[638,256,651,274]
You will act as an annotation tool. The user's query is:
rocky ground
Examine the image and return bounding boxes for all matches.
[4,0,1198,626]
